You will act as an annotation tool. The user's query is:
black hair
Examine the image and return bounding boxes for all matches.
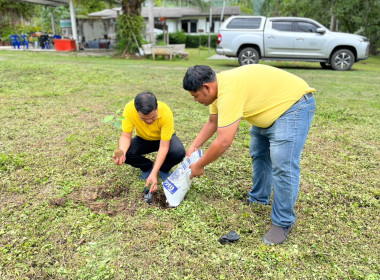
[183,65,216,92]
[134,92,158,115]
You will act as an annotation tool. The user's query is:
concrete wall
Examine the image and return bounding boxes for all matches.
[77,19,116,41]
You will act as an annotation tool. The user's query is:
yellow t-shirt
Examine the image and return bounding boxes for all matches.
[122,101,175,141]
[210,64,315,128]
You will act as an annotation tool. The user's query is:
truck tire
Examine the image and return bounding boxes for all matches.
[238,47,259,66]
[330,49,355,71]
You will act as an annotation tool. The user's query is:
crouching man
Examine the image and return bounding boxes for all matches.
[113,92,186,193]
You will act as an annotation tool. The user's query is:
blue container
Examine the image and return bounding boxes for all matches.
[88,40,99,48]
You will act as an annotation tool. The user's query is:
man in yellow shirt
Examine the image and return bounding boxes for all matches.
[183,64,316,245]
[113,92,186,193]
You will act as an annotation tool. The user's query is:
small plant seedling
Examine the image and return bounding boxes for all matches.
[102,109,125,130]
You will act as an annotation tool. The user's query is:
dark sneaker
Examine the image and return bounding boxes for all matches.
[159,171,171,181]
[263,224,294,245]
[139,169,152,180]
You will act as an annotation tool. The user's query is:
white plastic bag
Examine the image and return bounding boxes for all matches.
[162,150,203,207]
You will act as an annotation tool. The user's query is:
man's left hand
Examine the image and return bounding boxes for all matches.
[189,162,204,179]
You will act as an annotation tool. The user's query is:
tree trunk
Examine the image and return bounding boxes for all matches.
[330,12,335,31]
[148,0,155,44]
[117,0,145,56]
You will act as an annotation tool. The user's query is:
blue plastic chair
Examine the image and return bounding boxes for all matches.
[21,35,29,49]
[9,35,21,49]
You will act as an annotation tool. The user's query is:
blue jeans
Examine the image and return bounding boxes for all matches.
[248,93,316,227]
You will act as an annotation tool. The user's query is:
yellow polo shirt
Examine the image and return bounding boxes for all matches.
[122,101,174,141]
[210,64,315,128]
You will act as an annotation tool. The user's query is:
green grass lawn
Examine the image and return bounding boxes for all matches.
[0,49,379,279]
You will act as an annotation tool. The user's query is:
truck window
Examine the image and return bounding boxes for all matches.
[226,18,262,29]
[296,22,319,33]
[272,21,293,32]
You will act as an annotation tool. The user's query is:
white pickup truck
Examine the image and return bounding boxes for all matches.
[216,16,370,70]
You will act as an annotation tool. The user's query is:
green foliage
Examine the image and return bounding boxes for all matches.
[116,14,144,54]
[186,34,218,48]
[36,6,70,34]
[0,153,25,173]
[230,0,254,14]
[0,25,14,40]
[75,0,108,15]
[157,32,218,48]
[169,31,187,44]
[102,109,125,130]
[0,0,38,37]
[0,0,37,20]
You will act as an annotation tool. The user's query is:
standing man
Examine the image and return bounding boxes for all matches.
[183,64,316,245]
[113,92,186,193]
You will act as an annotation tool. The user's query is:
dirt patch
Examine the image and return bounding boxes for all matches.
[98,185,124,199]
[50,184,170,215]
[88,201,108,213]
[152,191,170,209]
[49,197,67,206]
[62,185,137,216]
[67,185,126,202]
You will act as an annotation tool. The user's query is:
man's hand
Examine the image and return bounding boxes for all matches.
[113,149,126,165]
[146,173,158,193]
[189,161,204,179]
[186,145,198,157]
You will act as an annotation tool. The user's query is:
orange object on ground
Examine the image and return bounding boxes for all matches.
[54,39,76,51]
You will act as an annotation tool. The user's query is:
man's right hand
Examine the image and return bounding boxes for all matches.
[113,149,126,165]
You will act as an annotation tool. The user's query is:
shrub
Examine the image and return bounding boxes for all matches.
[170,31,186,44]
[156,32,218,48]
[186,34,218,48]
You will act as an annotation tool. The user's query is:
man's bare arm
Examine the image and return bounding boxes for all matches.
[190,119,241,178]
[187,114,218,156]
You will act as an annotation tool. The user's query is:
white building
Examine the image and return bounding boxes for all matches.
[140,6,241,34]
[87,6,241,42]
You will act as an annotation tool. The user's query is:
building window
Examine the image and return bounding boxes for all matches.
[181,20,198,33]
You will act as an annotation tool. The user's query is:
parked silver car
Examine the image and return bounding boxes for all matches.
[216,16,370,70]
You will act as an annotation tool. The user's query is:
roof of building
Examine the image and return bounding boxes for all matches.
[88,6,241,19]
[14,0,68,7]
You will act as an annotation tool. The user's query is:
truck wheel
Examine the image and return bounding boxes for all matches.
[320,62,331,69]
[330,49,355,71]
[238,47,259,66]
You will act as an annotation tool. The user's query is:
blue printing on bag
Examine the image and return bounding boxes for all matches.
[163,179,178,194]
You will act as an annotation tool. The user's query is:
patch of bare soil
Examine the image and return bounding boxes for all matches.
[151,190,170,209]
[61,185,136,216]
[49,197,67,206]
[50,184,171,215]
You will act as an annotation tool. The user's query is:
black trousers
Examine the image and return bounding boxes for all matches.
[124,134,186,173]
